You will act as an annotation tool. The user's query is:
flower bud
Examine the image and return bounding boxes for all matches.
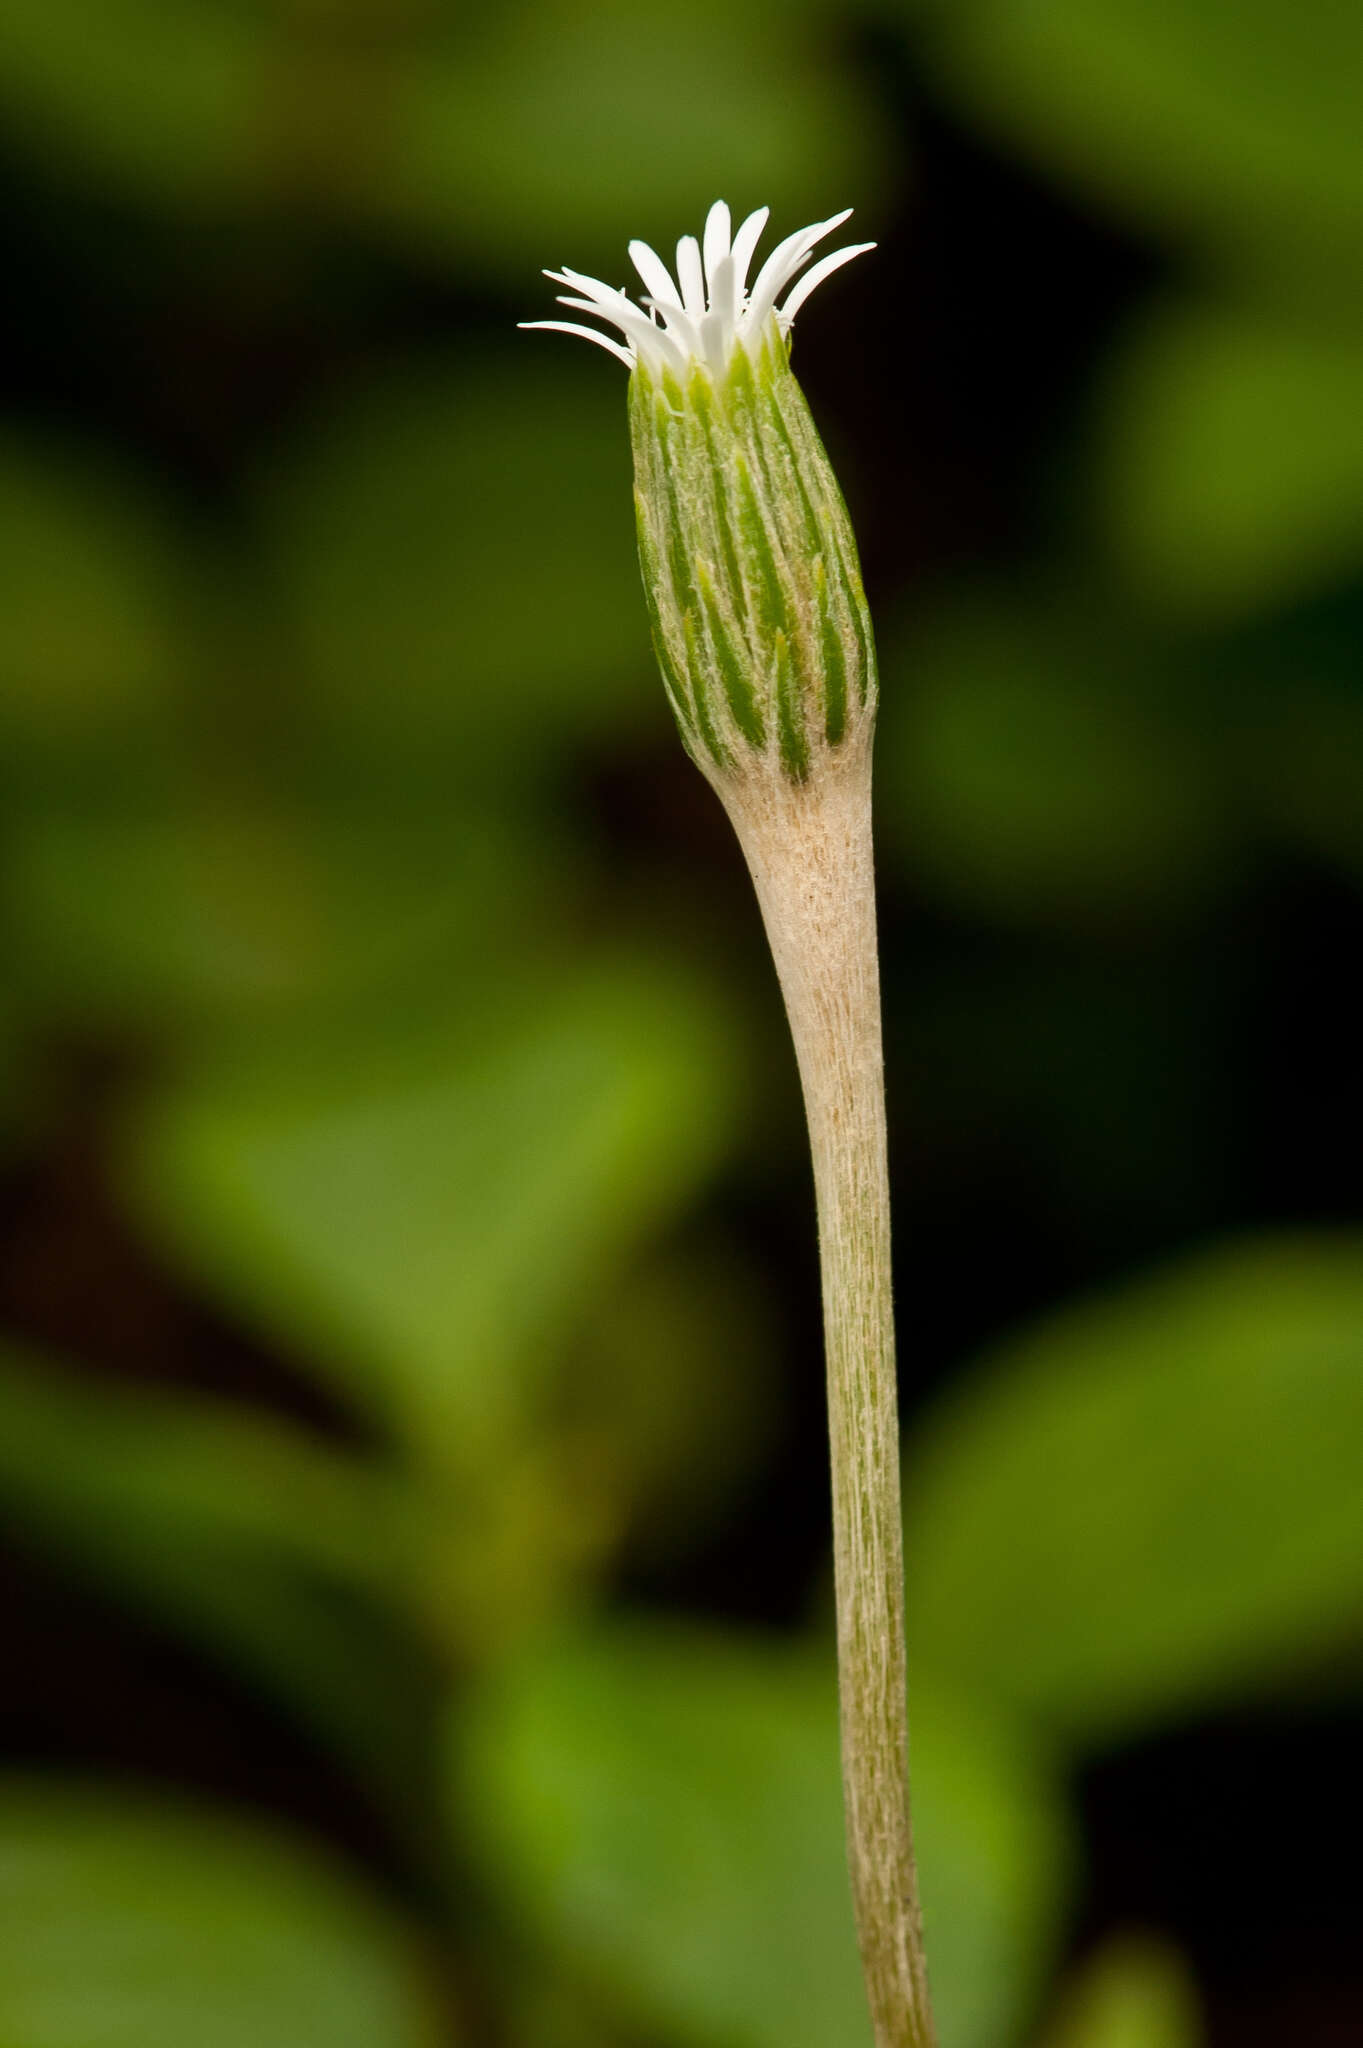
[521,201,878,785]
[629,322,876,783]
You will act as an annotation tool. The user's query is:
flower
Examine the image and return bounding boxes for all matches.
[519,200,875,377]
[522,204,879,786]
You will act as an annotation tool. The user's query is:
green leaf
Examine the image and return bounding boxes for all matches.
[0,1781,446,2048]
[923,0,1363,287]
[1039,1937,1205,2048]
[1097,306,1363,620]
[456,1621,1073,2048]
[123,957,736,1471]
[907,1234,1363,1746]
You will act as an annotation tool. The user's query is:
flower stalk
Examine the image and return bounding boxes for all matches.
[727,744,935,2048]
[523,202,937,2048]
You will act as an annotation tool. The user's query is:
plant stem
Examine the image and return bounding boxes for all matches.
[723,737,937,2048]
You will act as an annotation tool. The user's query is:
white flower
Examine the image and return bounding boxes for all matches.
[519,200,875,378]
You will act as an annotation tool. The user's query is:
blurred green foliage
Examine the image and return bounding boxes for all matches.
[918,0,1363,292]
[125,961,736,1466]
[1095,307,1363,620]
[1038,1937,1204,2048]
[879,580,1237,929]
[0,1782,447,2048]
[905,1237,1363,1745]
[0,436,185,757]
[2,0,1362,2043]
[0,0,889,266]
[459,1627,1071,2048]
[256,356,652,767]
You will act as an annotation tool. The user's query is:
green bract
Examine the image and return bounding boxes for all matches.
[629,323,877,782]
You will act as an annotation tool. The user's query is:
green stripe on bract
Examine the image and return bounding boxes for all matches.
[633,486,697,732]
[633,371,694,611]
[690,374,750,640]
[761,376,828,566]
[756,338,877,733]
[763,360,876,716]
[722,340,760,414]
[683,609,732,770]
[652,629,699,755]
[815,558,848,747]
[631,330,874,783]
[696,559,765,749]
[732,451,788,644]
[773,628,809,780]
[842,547,877,709]
[655,422,697,614]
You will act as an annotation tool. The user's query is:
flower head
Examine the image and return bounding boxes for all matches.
[520,200,874,379]
[523,203,879,788]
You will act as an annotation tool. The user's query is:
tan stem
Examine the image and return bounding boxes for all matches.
[720,739,937,2048]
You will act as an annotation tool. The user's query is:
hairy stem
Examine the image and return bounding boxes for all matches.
[722,739,937,2048]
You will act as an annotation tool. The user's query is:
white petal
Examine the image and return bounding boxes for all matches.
[742,228,823,335]
[705,251,737,333]
[642,297,704,362]
[777,241,876,325]
[675,234,705,319]
[518,320,634,367]
[529,205,864,380]
[730,206,770,302]
[699,309,728,377]
[556,294,688,373]
[743,209,855,337]
[552,291,638,325]
[628,239,683,311]
[549,267,639,318]
[702,200,731,298]
[543,265,616,301]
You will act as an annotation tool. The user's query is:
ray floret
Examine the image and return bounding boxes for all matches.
[520,200,874,374]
